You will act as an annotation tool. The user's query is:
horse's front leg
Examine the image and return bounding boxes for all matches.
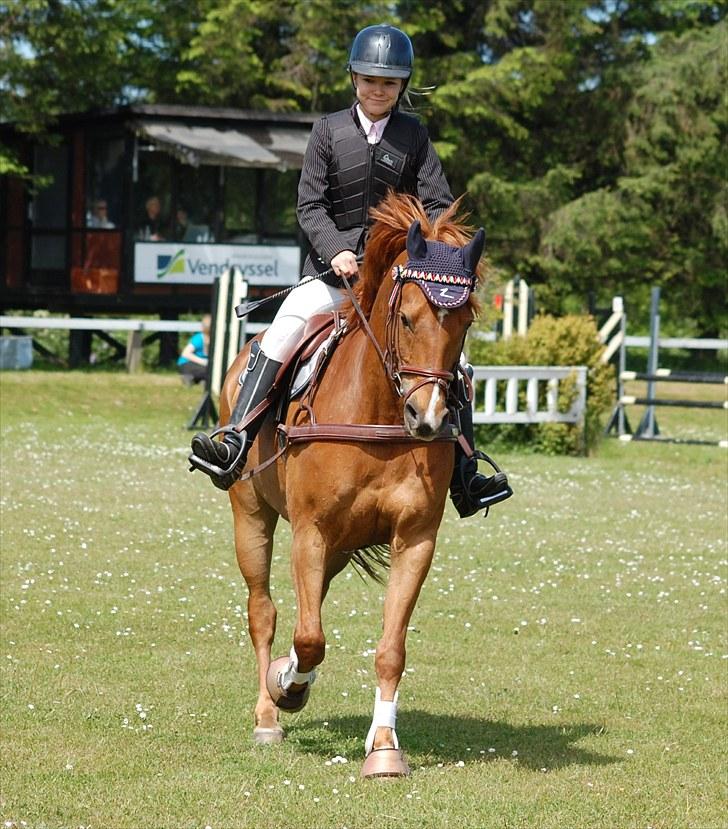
[228,482,282,744]
[362,534,436,779]
[266,526,332,712]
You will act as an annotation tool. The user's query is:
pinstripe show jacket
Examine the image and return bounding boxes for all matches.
[297,105,454,277]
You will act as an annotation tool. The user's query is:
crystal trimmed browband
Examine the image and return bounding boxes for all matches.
[392,265,476,287]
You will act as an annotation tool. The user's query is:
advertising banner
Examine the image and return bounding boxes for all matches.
[134,242,301,286]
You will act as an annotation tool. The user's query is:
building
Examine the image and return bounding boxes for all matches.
[1,104,317,322]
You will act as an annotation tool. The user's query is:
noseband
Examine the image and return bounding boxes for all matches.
[384,277,455,404]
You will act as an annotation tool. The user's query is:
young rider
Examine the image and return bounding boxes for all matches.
[190,23,512,517]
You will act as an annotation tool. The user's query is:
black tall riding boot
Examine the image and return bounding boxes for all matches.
[450,376,513,518]
[189,342,282,490]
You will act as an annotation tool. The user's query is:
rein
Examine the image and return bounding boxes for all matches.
[236,257,467,482]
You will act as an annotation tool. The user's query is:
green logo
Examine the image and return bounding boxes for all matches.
[157,250,185,279]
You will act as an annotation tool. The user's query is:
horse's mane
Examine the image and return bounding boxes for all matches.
[344,192,483,328]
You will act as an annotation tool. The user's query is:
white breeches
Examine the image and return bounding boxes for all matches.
[260,278,347,362]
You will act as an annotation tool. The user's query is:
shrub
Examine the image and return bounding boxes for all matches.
[467,314,615,455]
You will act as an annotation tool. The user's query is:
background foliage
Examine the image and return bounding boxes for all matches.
[1,0,726,332]
[467,314,615,455]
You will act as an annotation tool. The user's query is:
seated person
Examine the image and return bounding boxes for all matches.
[174,207,191,241]
[177,315,211,385]
[137,195,166,240]
[87,198,115,228]
[175,207,210,242]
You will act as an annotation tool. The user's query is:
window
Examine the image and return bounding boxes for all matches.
[174,165,218,242]
[32,144,68,229]
[30,143,69,270]
[135,146,173,240]
[86,136,124,229]
[223,168,299,242]
[261,169,299,240]
[224,168,258,241]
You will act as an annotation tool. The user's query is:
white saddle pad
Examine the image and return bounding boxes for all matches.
[289,328,341,398]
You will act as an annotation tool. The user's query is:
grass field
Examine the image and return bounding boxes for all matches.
[1,371,726,829]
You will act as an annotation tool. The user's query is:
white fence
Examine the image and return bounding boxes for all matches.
[0,314,266,373]
[471,366,587,425]
[600,290,728,446]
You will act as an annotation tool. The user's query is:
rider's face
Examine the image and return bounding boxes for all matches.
[353,74,404,121]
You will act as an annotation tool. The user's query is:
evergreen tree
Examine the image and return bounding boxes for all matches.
[1,0,725,331]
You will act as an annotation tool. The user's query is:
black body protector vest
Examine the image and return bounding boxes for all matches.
[326,109,420,243]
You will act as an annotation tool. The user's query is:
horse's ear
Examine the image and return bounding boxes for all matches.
[462,228,485,274]
[406,220,428,260]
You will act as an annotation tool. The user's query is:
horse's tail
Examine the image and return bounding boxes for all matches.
[347,544,391,584]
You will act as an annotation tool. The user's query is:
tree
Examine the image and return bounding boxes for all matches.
[175,0,394,112]
[535,20,727,333]
[2,0,725,333]
[419,0,726,332]
[0,0,205,176]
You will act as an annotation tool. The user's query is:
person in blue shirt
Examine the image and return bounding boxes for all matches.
[177,314,210,385]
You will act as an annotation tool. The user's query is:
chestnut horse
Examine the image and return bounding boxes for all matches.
[220,193,483,778]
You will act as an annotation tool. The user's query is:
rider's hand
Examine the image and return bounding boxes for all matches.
[330,250,359,279]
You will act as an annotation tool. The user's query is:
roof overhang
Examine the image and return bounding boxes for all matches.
[133,121,310,171]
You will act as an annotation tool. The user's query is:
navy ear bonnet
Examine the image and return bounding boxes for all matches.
[393,220,485,308]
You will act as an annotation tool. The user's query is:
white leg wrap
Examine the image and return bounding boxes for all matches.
[364,687,399,756]
[279,646,317,691]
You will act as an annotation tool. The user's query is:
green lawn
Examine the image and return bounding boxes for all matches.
[1,372,726,829]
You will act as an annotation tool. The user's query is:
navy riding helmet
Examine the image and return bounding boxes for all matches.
[348,24,414,82]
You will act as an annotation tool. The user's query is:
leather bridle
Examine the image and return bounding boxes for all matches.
[231,261,473,484]
[338,268,463,410]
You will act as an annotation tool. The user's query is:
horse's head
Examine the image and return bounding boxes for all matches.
[392,219,484,439]
[347,193,484,441]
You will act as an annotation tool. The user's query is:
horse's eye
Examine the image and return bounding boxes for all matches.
[400,312,413,331]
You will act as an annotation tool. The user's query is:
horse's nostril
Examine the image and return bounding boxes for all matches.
[405,402,418,421]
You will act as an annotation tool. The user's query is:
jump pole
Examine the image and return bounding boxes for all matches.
[187,266,247,430]
[635,286,661,439]
[603,296,632,437]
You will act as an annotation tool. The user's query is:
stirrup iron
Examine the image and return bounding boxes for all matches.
[188,425,248,490]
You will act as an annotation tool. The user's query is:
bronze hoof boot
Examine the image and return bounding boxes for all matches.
[361,748,411,779]
[266,655,311,713]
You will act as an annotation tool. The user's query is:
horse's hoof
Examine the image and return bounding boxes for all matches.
[253,726,285,745]
[361,748,411,779]
[266,655,311,713]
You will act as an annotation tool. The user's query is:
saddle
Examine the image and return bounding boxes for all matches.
[286,314,347,401]
[236,311,345,437]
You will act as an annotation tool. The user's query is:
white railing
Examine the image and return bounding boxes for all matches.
[623,335,728,350]
[1,314,266,373]
[0,315,265,335]
[471,366,587,425]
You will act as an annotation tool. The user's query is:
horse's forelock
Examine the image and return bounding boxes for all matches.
[345,193,482,326]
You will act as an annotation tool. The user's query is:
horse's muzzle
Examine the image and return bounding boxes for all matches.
[403,397,448,441]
